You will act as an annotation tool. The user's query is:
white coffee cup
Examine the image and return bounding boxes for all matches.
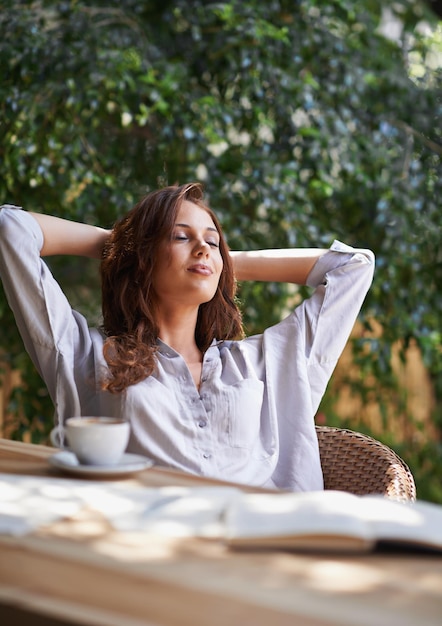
[50,417,130,466]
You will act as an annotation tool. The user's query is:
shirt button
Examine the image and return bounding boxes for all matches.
[203,453,211,459]
[198,420,207,428]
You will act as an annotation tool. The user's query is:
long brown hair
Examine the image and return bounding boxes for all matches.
[100,183,243,393]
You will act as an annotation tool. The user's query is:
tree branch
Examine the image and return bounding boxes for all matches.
[391,119,442,156]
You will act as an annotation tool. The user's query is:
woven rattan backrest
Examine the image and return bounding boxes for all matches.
[315,426,416,502]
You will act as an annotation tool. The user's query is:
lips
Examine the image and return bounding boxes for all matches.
[187,263,213,276]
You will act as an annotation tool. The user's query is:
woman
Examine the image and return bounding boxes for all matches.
[0,183,374,491]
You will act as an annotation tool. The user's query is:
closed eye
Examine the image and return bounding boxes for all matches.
[173,233,219,247]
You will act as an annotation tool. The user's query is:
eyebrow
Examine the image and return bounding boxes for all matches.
[174,222,219,234]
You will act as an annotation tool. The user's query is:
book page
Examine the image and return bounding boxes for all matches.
[226,490,442,553]
[225,490,378,551]
[360,496,442,551]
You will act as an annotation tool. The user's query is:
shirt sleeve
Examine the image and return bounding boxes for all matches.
[0,205,93,419]
[304,240,374,362]
[231,240,374,491]
[270,239,375,413]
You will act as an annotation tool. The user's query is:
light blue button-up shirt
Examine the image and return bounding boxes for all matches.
[0,206,375,491]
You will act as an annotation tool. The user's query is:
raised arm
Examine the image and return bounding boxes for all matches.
[230,248,328,285]
[29,212,111,259]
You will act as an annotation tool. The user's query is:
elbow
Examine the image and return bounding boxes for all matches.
[357,248,375,265]
[0,206,44,252]
[355,248,375,272]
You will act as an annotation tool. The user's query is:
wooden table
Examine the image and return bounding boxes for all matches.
[0,438,441,626]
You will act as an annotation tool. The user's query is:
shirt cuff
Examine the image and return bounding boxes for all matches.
[306,240,357,288]
[0,204,23,210]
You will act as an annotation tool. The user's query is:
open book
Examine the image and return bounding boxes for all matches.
[225,490,442,554]
[2,472,442,554]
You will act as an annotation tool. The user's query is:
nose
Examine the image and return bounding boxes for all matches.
[193,239,210,256]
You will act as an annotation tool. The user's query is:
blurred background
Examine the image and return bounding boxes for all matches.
[1,0,441,501]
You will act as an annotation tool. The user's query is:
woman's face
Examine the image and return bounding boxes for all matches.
[152,200,224,310]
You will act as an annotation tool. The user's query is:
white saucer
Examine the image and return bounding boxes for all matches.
[49,451,154,477]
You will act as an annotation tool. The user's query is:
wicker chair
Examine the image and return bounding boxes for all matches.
[316,426,416,502]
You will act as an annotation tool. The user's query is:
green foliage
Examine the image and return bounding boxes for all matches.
[0,0,441,498]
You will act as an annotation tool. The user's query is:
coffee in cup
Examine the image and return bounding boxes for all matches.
[50,416,130,466]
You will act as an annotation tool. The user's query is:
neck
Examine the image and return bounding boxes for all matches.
[157,307,201,362]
